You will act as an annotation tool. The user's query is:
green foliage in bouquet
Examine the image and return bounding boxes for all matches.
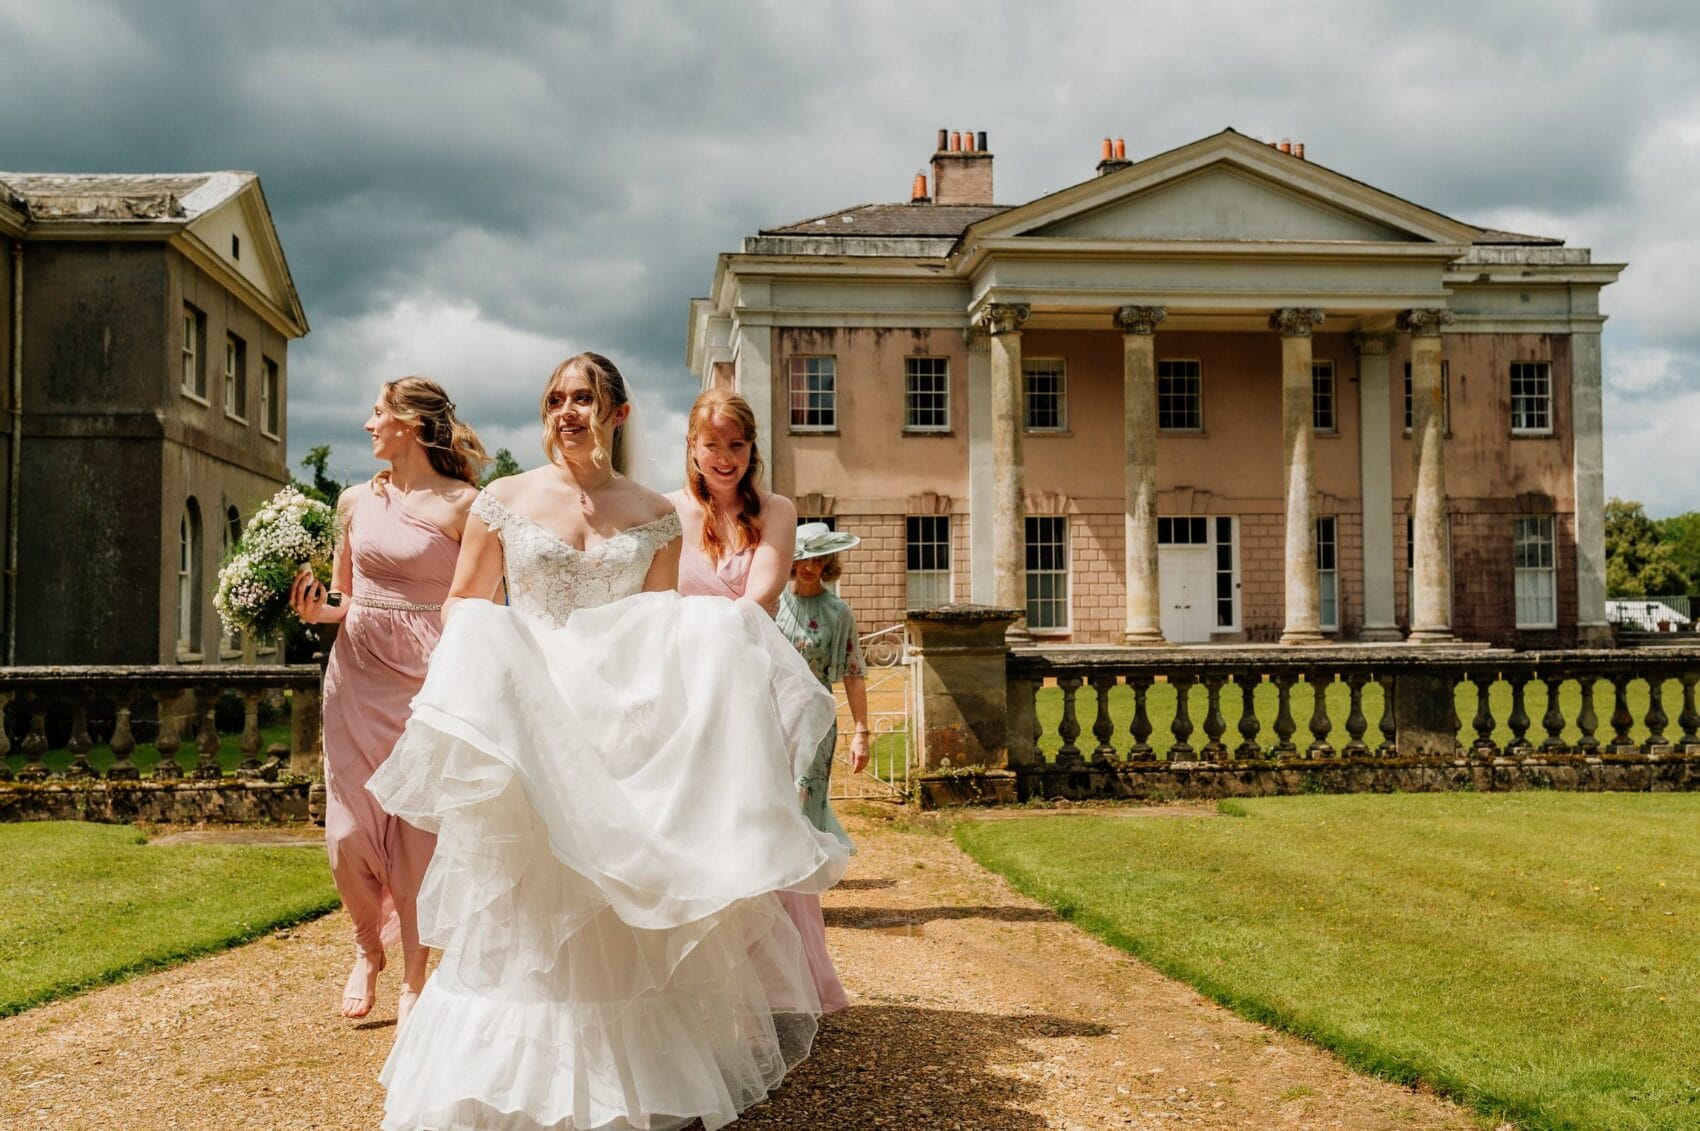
[215,486,339,642]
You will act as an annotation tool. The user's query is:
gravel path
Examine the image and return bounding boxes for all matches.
[0,807,1483,1129]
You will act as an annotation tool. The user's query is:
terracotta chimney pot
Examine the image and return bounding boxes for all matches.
[950,131,961,152]
[1114,137,1126,159]
[1101,138,1113,160]
[1295,141,1306,160]
[911,172,929,202]
[1279,138,1292,154]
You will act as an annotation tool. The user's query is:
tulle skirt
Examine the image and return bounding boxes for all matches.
[367,594,851,1130]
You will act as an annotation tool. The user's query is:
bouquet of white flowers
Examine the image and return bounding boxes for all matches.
[215,485,339,640]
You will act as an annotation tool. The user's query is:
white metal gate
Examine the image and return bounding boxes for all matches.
[828,624,910,801]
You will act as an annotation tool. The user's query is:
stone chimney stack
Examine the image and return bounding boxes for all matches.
[931,127,993,205]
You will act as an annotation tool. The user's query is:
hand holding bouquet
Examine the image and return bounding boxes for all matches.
[215,485,339,640]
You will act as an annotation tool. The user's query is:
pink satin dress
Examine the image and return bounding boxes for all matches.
[322,482,463,958]
[677,532,851,1014]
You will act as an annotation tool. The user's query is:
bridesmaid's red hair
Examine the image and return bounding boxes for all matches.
[684,389,763,563]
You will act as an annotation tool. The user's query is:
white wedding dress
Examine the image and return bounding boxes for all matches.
[366,493,851,1130]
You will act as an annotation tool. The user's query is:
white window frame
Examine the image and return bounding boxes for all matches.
[1316,516,1339,631]
[788,356,836,432]
[1024,515,1069,633]
[223,334,248,423]
[180,306,206,402]
[1510,361,1553,435]
[903,356,951,433]
[1021,358,1067,432]
[1513,515,1558,629]
[1312,360,1337,434]
[1157,358,1203,432]
[177,500,202,658]
[260,357,281,439]
[905,515,952,609]
[1403,360,1450,434]
[1213,515,1241,632]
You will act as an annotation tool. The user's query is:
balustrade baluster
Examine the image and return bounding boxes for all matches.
[1678,672,1700,752]
[1575,675,1601,756]
[1343,673,1369,756]
[1091,675,1117,763]
[0,691,12,782]
[107,695,139,781]
[1127,675,1154,760]
[1375,674,1398,756]
[65,700,95,779]
[191,688,223,779]
[1235,675,1263,759]
[1468,673,1497,757]
[1306,672,1334,758]
[1056,676,1084,766]
[1506,675,1533,757]
[1272,675,1298,757]
[1643,674,1671,754]
[1539,675,1568,754]
[235,690,265,779]
[1006,675,1040,768]
[1200,675,1227,759]
[17,696,48,781]
[152,690,184,780]
[1608,676,1635,753]
[1169,674,1196,759]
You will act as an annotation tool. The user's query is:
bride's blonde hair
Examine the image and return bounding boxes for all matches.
[541,352,630,475]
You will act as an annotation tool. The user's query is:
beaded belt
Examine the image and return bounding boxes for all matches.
[351,594,443,612]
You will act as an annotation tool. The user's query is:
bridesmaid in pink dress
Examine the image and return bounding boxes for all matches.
[290,377,487,1026]
[668,388,851,1013]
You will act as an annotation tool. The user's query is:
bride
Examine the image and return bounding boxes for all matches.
[366,352,850,1131]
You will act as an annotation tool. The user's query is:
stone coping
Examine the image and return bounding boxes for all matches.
[0,664,322,690]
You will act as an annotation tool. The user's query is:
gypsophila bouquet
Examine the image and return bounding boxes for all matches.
[215,485,339,640]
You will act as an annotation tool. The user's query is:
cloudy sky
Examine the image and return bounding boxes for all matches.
[2,0,1697,511]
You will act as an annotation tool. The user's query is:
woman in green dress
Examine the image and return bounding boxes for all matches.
[775,522,870,848]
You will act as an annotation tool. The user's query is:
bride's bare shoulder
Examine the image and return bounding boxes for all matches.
[625,481,677,526]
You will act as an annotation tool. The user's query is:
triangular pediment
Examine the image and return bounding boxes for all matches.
[183,181,308,336]
[962,129,1481,251]
[1028,164,1425,242]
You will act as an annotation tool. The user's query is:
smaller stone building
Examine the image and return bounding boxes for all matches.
[0,171,307,664]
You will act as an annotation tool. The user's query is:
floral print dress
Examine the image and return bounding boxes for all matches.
[775,587,865,847]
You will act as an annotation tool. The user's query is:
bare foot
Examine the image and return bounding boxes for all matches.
[396,985,420,1030]
[341,948,385,1019]
[395,948,431,1031]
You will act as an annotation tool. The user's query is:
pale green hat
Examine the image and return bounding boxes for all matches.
[794,521,861,560]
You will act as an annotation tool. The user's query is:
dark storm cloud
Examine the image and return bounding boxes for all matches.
[2,0,1697,506]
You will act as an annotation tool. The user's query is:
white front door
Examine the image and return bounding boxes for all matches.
[1159,546,1216,643]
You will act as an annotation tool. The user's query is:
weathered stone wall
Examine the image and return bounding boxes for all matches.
[0,779,312,823]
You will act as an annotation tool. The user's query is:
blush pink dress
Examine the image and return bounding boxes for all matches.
[677,530,851,1015]
[321,481,463,958]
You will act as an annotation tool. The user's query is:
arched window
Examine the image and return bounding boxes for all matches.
[223,506,242,653]
[178,499,203,655]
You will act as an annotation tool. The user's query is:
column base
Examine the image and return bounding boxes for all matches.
[1005,621,1033,645]
[1279,628,1327,646]
[1121,628,1168,647]
[1406,628,1458,645]
[1357,625,1404,643]
[1576,623,1615,648]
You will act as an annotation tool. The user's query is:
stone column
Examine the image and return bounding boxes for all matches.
[1117,305,1167,644]
[976,302,1031,639]
[1352,331,1402,641]
[1571,329,1610,645]
[965,331,996,603]
[734,321,774,490]
[1399,308,1456,643]
[907,605,1021,808]
[1273,307,1326,645]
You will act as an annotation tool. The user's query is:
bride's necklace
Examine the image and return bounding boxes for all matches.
[559,464,609,509]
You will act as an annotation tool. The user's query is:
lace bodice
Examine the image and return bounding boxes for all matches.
[472,494,682,625]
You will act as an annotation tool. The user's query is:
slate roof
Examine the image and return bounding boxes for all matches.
[761,202,1013,238]
[0,171,253,222]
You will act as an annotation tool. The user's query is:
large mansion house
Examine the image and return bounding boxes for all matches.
[687,128,1619,647]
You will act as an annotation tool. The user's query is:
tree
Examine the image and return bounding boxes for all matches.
[480,448,523,486]
[1658,511,1700,589]
[1605,497,1691,597]
[294,445,347,506]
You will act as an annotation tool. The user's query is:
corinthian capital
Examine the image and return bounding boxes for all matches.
[1114,305,1167,335]
[974,302,1030,336]
[1397,308,1455,337]
[1269,307,1326,337]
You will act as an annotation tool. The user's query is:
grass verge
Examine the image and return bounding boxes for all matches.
[0,822,338,1017]
[954,794,1700,1130]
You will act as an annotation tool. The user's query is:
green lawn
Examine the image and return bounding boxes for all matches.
[0,822,338,1017]
[955,794,1700,1131]
[1029,677,1685,761]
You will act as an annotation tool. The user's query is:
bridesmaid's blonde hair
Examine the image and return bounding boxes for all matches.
[684,389,764,563]
[373,376,489,489]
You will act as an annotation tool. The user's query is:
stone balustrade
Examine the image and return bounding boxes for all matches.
[907,606,1700,807]
[0,665,325,822]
